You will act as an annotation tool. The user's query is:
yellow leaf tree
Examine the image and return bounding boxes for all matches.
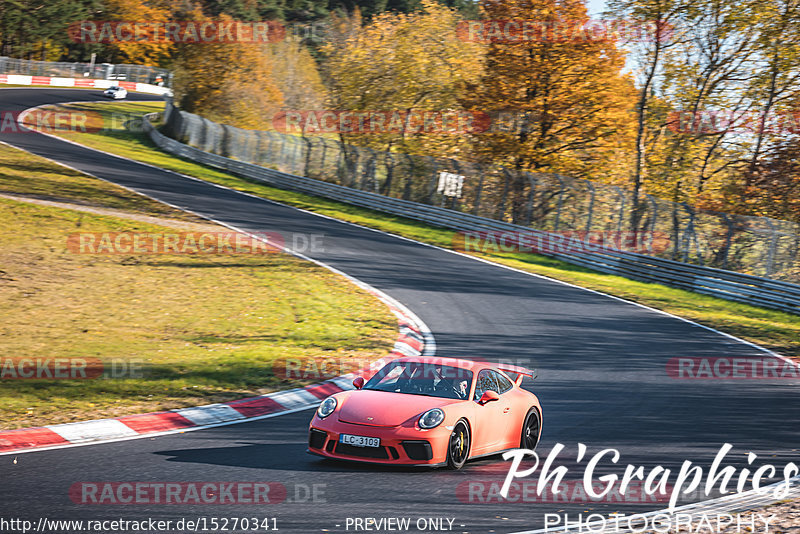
[265,35,327,111]
[171,10,283,130]
[321,1,485,159]
[467,0,637,222]
[101,0,175,66]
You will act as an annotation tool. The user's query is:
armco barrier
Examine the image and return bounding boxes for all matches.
[163,104,800,281]
[141,113,800,316]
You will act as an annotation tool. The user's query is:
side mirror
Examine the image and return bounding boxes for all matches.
[479,390,500,405]
[353,376,365,390]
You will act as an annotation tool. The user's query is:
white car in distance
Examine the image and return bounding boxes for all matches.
[104,86,127,99]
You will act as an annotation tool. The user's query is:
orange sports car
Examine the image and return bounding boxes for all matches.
[307,356,542,469]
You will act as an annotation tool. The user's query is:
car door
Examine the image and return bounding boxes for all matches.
[470,369,507,453]
[490,370,518,449]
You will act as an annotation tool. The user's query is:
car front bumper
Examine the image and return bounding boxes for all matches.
[308,417,453,466]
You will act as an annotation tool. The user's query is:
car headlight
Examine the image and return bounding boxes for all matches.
[317,397,337,418]
[418,408,445,429]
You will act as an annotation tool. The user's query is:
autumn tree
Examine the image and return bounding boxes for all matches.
[631,0,762,215]
[321,1,484,159]
[747,138,800,223]
[265,35,327,110]
[468,0,637,223]
[733,88,800,221]
[171,9,283,129]
[607,0,690,228]
[94,0,175,65]
[740,0,800,199]
[197,0,477,21]
[612,0,800,225]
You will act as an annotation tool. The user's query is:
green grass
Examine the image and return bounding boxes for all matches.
[0,142,396,430]
[0,138,202,223]
[43,100,800,359]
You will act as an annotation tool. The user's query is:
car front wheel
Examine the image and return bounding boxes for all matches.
[447,420,470,469]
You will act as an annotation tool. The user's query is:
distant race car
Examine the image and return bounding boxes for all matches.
[104,86,127,99]
[308,356,541,469]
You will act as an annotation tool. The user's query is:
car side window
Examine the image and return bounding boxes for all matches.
[474,369,499,400]
[493,371,514,393]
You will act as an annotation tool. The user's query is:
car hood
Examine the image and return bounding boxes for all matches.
[337,389,460,427]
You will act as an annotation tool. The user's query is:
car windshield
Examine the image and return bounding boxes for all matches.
[363,361,474,399]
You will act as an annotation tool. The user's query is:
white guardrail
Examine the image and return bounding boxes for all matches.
[141,113,800,316]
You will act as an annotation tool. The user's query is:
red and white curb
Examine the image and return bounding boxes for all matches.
[0,74,171,96]
[0,297,428,456]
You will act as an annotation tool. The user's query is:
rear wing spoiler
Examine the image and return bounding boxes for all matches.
[496,364,537,385]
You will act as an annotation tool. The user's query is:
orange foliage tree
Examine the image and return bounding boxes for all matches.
[100,0,175,65]
[171,10,283,130]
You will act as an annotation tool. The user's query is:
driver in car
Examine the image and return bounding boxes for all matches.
[431,365,470,399]
[457,379,468,399]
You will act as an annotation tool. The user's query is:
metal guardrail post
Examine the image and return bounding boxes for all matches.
[612,186,626,237]
[718,212,734,271]
[524,172,537,225]
[496,168,511,220]
[646,194,658,235]
[472,163,485,216]
[302,135,314,178]
[553,174,566,231]
[425,156,439,205]
[449,159,462,210]
[763,217,777,279]
[380,152,394,196]
[363,147,378,193]
[585,181,596,232]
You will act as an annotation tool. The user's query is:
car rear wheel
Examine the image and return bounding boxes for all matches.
[520,408,541,450]
[447,420,470,469]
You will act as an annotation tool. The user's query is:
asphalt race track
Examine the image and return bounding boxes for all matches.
[1,88,798,533]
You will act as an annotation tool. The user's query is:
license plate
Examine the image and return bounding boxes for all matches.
[339,434,380,448]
